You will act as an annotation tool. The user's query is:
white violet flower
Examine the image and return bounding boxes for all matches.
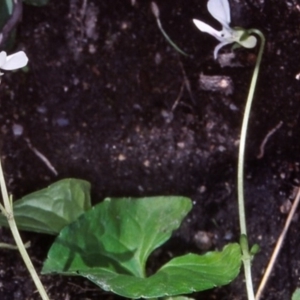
[0,51,28,75]
[193,0,257,59]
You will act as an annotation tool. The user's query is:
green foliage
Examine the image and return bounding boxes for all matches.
[23,0,49,6]
[0,179,91,235]
[0,0,12,29]
[0,0,50,32]
[42,196,241,298]
[292,288,300,300]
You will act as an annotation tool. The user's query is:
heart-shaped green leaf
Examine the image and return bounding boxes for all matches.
[42,196,192,277]
[42,197,241,298]
[292,288,300,300]
[79,243,241,298]
[0,178,91,235]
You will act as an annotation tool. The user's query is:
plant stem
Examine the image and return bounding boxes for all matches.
[237,29,265,300]
[255,187,300,300]
[0,241,31,250]
[238,29,265,235]
[0,158,50,300]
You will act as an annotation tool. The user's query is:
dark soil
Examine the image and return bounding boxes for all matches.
[1,0,300,299]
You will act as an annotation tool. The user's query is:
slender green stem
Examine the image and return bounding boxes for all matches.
[151,3,187,56]
[238,29,265,235]
[240,234,255,300]
[0,241,31,250]
[0,158,50,300]
[237,30,265,300]
[156,19,188,56]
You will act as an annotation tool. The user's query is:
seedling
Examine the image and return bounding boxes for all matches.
[2,1,295,299]
[193,0,265,299]
[0,50,50,300]
[151,2,188,56]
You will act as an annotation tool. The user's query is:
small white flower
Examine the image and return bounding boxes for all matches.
[193,0,257,59]
[0,51,28,75]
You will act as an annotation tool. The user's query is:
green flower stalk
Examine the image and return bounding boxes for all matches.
[0,50,50,300]
[193,1,265,299]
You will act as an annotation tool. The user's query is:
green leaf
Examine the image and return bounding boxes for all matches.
[292,288,300,300]
[0,178,92,235]
[164,297,195,300]
[23,0,49,6]
[42,196,192,277]
[42,197,241,298]
[0,0,11,29]
[79,244,241,298]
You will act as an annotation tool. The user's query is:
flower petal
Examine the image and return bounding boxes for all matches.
[1,51,28,70]
[0,51,7,68]
[213,40,232,59]
[239,35,257,49]
[193,19,224,42]
[207,0,231,27]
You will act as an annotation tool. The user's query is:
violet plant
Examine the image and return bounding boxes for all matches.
[193,0,257,59]
[0,50,242,298]
[0,50,50,300]
[193,0,265,299]
[0,1,266,299]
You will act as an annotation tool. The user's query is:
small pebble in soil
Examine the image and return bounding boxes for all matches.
[12,124,24,137]
[198,185,206,193]
[217,52,242,68]
[155,52,162,65]
[229,103,238,111]
[118,154,126,161]
[143,160,150,167]
[194,231,213,250]
[36,105,47,114]
[89,44,97,54]
[55,117,70,127]
[218,145,226,152]
[224,230,233,241]
[177,142,185,149]
[199,73,234,95]
[280,200,292,214]
[161,110,173,123]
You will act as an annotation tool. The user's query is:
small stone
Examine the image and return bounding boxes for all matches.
[143,160,150,167]
[224,231,233,241]
[218,145,226,152]
[12,124,23,137]
[194,231,213,250]
[198,185,206,193]
[89,44,97,54]
[56,117,69,127]
[36,106,47,114]
[199,73,234,95]
[177,142,185,149]
[118,154,126,161]
[155,52,162,65]
[280,200,292,214]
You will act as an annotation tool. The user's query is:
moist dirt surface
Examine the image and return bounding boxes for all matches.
[1,0,300,299]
